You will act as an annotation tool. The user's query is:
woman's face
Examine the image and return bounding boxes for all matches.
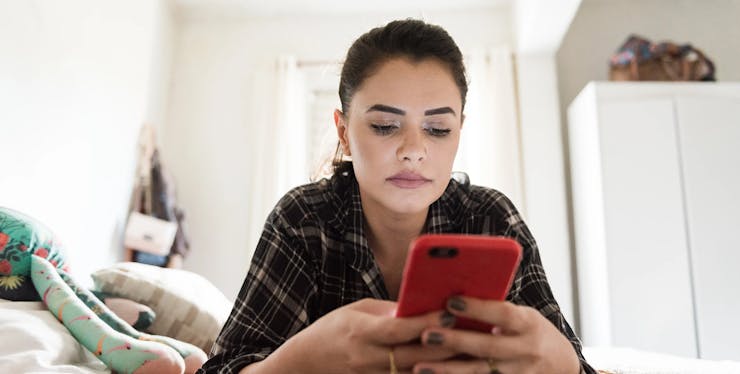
[335,57,463,216]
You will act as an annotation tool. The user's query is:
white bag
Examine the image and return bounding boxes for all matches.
[123,212,177,256]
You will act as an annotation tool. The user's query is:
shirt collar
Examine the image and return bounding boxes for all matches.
[334,172,465,272]
[435,177,468,232]
[425,180,457,234]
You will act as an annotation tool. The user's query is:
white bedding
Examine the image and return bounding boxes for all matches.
[3,300,740,374]
[0,300,109,374]
[584,346,740,374]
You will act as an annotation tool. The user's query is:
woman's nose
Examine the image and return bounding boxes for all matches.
[397,128,427,162]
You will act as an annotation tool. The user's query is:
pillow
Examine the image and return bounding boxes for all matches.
[91,262,232,352]
[0,274,40,301]
[91,290,156,331]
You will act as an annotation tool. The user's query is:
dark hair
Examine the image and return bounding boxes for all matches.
[330,19,468,175]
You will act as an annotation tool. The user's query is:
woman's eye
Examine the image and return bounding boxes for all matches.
[370,124,398,135]
[425,127,452,137]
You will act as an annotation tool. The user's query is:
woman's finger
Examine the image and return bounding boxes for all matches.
[368,309,454,345]
[420,327,527,360]
[446,297,533,334]
[345,298,455,345]
[392,343,457,369]
[413,357,514,374]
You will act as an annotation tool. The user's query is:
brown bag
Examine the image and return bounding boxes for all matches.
[609,35,716,81]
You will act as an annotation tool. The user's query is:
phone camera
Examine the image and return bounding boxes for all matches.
[429,247,458,258]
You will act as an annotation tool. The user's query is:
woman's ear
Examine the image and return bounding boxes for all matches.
[333,109,352,156]
[460,113,466,130]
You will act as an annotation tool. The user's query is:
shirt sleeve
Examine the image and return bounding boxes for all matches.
[198,205,318,374]
[498,200,597,374]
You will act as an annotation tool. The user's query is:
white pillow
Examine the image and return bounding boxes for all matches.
[91,262,232,352]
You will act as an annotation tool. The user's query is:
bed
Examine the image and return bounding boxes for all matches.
[584,346,740,374]
[0,261,233,373]
[3,300,740,373]
[0,300,110,373]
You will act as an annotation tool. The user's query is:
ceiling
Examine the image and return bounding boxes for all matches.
[174,0,511,18]
[172,0,583,53]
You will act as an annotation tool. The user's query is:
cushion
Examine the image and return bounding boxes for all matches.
[91,262,232,352]
[92,290,156,331]
[0,274,40,301]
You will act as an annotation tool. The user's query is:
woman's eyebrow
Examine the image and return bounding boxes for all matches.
[366,104,405,115]
[424,107,456,117]
[365,104,456,117]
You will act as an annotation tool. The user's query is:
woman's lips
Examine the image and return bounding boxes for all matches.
[387,171,432,189]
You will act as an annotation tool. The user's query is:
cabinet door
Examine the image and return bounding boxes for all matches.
[598,98,697,358]
[677,96,740,361]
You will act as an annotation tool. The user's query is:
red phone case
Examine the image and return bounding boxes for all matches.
[395,234,522,332]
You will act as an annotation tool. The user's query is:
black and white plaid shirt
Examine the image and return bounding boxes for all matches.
[199,170,596,373]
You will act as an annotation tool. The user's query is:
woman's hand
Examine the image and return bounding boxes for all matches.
[414,296,580,374]
[252,298,457,374]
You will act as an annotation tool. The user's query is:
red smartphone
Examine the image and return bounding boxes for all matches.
[395,234,522,332]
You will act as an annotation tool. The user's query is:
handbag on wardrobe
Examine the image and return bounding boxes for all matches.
[609,35,716,81]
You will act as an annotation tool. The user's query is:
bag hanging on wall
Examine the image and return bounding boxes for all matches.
[124,124,191,268]
[609,35,716,81]
[123,212,177,256]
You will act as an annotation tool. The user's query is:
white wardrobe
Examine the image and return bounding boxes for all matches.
[567,82,740,361]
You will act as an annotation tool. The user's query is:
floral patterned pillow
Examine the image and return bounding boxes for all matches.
[0,274,40,301]
[0,207,69,276]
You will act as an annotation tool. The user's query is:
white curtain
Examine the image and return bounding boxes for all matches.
[454,46,525,214]
[247,56,308,247]
[273,56,309,194]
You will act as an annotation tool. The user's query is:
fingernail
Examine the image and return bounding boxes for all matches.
[426,332,444,345]
[448,297,466,311]
[440,311,456,328]
[419,369,435,374]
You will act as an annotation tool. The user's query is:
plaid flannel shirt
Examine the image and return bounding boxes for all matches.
[199,170,596,373]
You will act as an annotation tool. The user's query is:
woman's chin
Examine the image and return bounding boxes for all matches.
[382,197,434,216]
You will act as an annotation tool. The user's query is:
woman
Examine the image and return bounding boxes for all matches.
[199,19,596,374]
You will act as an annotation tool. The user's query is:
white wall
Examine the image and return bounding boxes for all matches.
[164,8,513,301]
[510,0,586,328]
[515,53,576,327]
[0,0,175,285]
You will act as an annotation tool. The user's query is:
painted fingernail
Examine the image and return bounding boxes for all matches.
[419,369,435,374]
[440,311,456,327]
[426,332,444,345]
[448,297,466,311]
